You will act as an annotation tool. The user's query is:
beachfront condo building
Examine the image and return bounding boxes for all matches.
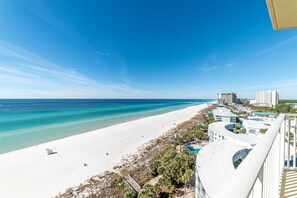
[217,92,237,105]
[212,107,238,123]
[255,90,279,107]
[196,114,297,198]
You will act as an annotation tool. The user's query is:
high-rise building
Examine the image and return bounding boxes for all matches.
[255,90,279,107]
[218,92,237,105]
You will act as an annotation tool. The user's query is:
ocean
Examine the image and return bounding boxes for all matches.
[0,99,212,154]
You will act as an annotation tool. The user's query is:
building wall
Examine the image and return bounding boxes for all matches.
[214,115,237,123]
[195,167,210,198]
[256,90,279,106]
[271,90,279,106]
[242,123,259,134]
[208,127,227,143]
[237,98,250,104]
[218,92,237,105]
[222,116,237,123]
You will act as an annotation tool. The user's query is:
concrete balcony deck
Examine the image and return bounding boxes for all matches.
[281,169,297,198]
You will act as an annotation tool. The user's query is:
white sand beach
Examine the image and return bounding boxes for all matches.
[0,103,211,198]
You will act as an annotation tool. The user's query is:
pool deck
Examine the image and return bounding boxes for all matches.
[188,144,201,149]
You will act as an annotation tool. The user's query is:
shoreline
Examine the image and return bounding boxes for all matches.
[0,102,212,155]
[0,102,212,198]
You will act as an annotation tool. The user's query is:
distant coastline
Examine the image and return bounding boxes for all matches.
[0,102,212,198]
[0,99,213,154]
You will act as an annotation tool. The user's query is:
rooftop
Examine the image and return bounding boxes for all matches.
[196,140,247,197]
[213,107,238,117]
[243,119,272,129]
[209,122,261,147]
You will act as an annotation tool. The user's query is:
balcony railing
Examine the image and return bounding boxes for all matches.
[214,114,297,198]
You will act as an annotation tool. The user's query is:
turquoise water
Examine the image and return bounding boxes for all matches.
[0,99,212,154]
[249,118,264,121]
[253,112,276,116]
[187,146,200,154]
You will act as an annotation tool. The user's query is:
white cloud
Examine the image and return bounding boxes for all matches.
[255,36,297,57]
[0,40,145,98]
[242,78,297,99]
[0,40,209,99]
[225,63,237,68]
[199,66,218,72]
[95,51,110,56]
[243,84,264,89]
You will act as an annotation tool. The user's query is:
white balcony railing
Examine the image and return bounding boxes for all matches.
[214,114,297,198]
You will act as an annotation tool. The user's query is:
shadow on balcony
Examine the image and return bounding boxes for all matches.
[281,169,297,198]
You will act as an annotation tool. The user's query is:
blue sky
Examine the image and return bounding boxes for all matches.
[0,0,297,99]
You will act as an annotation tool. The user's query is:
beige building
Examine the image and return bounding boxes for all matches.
[218,92,237,105]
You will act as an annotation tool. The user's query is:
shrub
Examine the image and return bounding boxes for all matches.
[260,128,268,134]
[138,185,155,198]
[239,128,246,134]
[124,189,136,198]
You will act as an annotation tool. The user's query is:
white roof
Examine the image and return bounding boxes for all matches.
[209,122,261,147]
[213,108,237,117]
[196,140,247,197]
[242,120,272,130]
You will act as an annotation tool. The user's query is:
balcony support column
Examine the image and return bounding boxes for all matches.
[282,117,287,171]
[288,119,291,169]
[251,168,263,198]
[292,119,296,168]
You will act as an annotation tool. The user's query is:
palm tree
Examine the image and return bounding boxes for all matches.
[182,169,194,194]
[176,136,183,152]
[154,181,162,197]
[124,189,136,198]
[157,165,166,175]
[159,176,171,189]
[236,122,241,129]
[149,160,161,176]
[138,184,155,198]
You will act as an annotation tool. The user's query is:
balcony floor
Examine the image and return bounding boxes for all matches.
[281,169,297,198]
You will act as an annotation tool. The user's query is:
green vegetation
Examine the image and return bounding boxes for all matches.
[260,128,268,134]
[146,148,195,197]
[274,103,296,113]
[138,184,156,198]
[244,103,296,114]
[181,169,194,194]
[244,104,274,112]
[143,109,216,196]
[235,122,241,129]
[280,100,297,104]
[124,189,137,198]
[204,114,215,125]
[232,122,246,134]
[174,125,208,145]
[239,128,246,134]
[124,106,217,197]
